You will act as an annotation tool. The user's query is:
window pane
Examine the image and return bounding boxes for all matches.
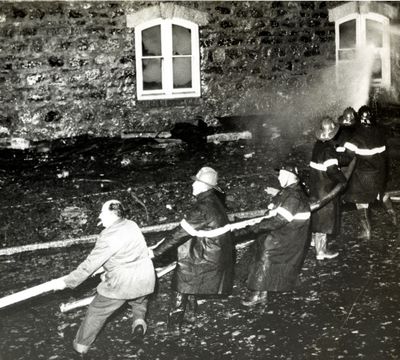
[142,59,162,90]
[142,25,161,56]
[366,19,383,48]
[339,20,356,49]
[371,55,382,80]
[172,25,191,55]
[173,57,192,88]
[338,49,356,61]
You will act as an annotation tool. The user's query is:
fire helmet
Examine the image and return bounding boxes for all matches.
[191,166,223,193]
[358,105,374,126]
[339,107,357,126]
[192,166,218,187]
[315,117,340,141]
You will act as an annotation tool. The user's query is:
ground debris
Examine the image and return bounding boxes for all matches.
[1,137,400,360]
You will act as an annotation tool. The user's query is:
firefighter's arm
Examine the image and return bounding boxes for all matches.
[151,206,206,258]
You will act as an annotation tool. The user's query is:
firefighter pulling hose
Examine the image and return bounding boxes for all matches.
[309,157,356,212]
[0,163,355,312]
[0,151,357,290]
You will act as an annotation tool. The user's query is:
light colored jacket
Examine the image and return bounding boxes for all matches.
[64,219,155,299]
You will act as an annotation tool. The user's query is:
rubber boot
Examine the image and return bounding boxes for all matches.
[167,292,188,332]
[382,195,397,226]
[241,290,268,307]
[315,233,339,260]
[310,233,316,247]
[314,232,323,258]
[185,295,198,324]
[358,208,371,239]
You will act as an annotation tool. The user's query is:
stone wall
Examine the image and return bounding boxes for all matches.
[390,16,400,103]
[0,1,350,141]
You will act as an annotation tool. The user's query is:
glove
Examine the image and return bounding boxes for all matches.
[309,200,321,212]
[233,226,256,239]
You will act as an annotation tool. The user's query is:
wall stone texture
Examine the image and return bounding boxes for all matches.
[0,1,398,141]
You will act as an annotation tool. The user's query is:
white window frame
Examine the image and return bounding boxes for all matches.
[335,12,390,87]
[135,18,200,101]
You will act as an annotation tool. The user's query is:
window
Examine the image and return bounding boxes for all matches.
[338,17,356,61]
[335,13,390,87]
[135,18,200,100]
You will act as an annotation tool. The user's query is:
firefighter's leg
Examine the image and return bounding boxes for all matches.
[242,290,268,307]
[315,232,339,260]
[382,193,397,226]
[310,232,316,247]
[356,204,371,239]
[167,292,188,331]
[185,295,198,324]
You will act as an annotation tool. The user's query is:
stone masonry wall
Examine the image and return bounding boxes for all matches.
[0,1,337,141]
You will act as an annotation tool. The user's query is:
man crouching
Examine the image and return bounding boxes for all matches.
[53,200,156,355]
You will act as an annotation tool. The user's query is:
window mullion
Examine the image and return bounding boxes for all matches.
[357,15,365,47]
[191,23,200,96]
[162,21,173,95]
[335,21,340,63]
[382,20,390,86]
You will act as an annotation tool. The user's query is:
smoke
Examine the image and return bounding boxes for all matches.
[337,46,376,112]
[266,46,377,139]
[247,23,400,163]
[259,65,343,142]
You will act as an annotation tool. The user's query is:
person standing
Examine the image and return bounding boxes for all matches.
[335,107,358,164]
[309,117,347,260]
[53,200,156,355]
[235,164,311,306]
[343,105,392,238]
[149,166,234,331]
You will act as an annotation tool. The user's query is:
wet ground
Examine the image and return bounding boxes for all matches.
[0,212,399,360]
[0,127,400,359]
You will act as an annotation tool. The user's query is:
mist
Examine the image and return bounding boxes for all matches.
[265,46,377,141]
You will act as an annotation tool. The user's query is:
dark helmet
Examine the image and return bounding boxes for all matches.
[339,107,357,126]
[358,105,374,126]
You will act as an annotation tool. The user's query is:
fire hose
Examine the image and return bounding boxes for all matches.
[0,160,355,312]
[309,158,356,212]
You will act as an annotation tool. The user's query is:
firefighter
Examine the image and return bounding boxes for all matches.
[309,117,347,260]
[149,167,234,331]
[335,107,358,165]
[233,164,310,307]
[342,105,394,238]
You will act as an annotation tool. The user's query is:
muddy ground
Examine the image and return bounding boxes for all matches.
[0,122,399,359]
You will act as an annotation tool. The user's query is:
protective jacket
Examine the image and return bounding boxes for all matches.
[335,126,355,167]
[343,125,387,203]
[152,189,234,295]
[309,140,347,234]
[64,219,156,300]
[242,182,310,292]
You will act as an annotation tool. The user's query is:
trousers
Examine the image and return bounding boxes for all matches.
[73,293,148,354]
